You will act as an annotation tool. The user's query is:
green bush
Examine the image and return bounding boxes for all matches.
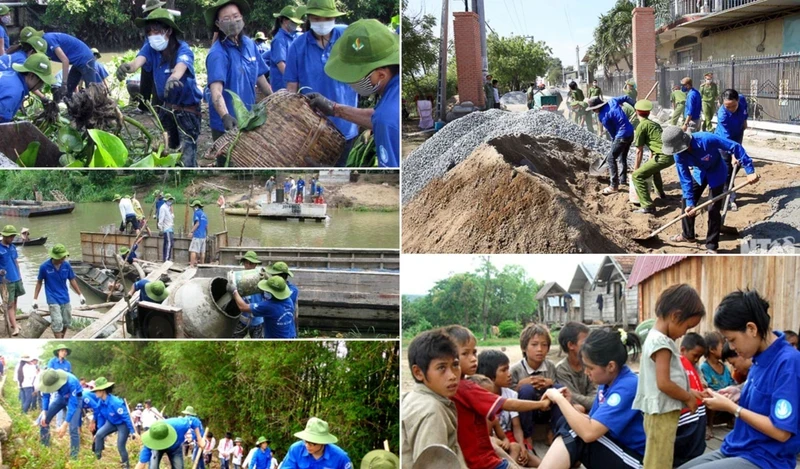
[498,320,522,338]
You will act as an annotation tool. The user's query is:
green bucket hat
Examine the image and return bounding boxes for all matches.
[144,280,169,302]
[135,8,183,35]
[234,437,243,443]
[20,26,43,41]
[191,199,203,207]
[325,19,399,84]
[257,276,291,300]
[361,450,399,469]
[142,0,167,13]
[0,225,18,237]
[22,35,48,54]
[119,246,131,255]
[0,5,10,16]
[273,5,303,24]
[142,421,179,451]
[625,78,637,87]
[256,436,269,445]
[181,405,198,416]
[204,0,251,29]
[52,343,71,356]
[112,194,122,202]
[634,99,653,112]
[39,369,69,393]
[265,261,293,277]
[254,31,267,41]
[240,251,261,265]
[164,193,175,201]
[304,0,345,18]
[293,417,338,444]
[12,53,54,85]
[91,376,115,391]
[48,243,69,260]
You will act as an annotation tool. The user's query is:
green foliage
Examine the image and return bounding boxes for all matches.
[487,33,553,91]
[546,57,563,86]
[16,142,41,168]
[347,130,377,167]
[88,129,128,167]
[498,319,522,338]
[226,90,268,131]
[401,0,439,99]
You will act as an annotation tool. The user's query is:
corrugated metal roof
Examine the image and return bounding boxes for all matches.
[627,256,689,288]
[568,263,598,292]
[536,281,566,300]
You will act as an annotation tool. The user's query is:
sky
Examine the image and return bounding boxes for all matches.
[404,0,619,68]
[401,254,607,295]
[0,339,46,361]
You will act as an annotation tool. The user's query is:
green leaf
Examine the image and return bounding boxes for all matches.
[130,154,155,168]
[56,126,85,154]
[65,159,85,168]
[17,141,40,168]
[225,89,252,130]
[88,129,128,167]
[244,105,267,131]
[155,153,181,167]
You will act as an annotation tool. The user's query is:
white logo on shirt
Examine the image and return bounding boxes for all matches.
[606,393,621,407]
[379,145,388,165]
[179,54,190,63]
[117,407,124,414]
[775,399,792,420]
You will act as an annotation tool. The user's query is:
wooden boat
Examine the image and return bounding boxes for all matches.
[0,200,75,217]
[11,236,47,246]
[71,261,125,302]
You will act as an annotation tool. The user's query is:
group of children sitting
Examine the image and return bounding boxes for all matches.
[402,284,800,469]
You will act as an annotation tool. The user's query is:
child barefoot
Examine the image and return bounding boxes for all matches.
[510,324,558,446]
[633,284,706,469]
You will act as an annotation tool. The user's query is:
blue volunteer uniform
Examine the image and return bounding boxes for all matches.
[262,48,271,76]
[674,132,755,207]
[283,180,291,193]
[0,70,28,123]
[155,198,165,217]
[586,365,646,456]
[241,293,265,327]
[284,25,358,140]
[715,94,748,144]
[47,357,72,373]
[720,332,800,469]
[251,294,297,338]
[598,95,635,140]
[256,41,269,56]
[0,25,8,52]
[40,372,84,457]
[38,258,76,305]
[138,42,202,106]
[250,447,272,469]
[373,74,400,167]
[94,61,109,81]
[288,281,299,305]
[281,440,352,469]
[0,240,21,282]
[310,179,317,195]
[269,28,298,90]
[0,50,26,71]
[82,391,101,412]
[206,35,268,133]
[123,244,139,264]
[42,33,93,67]
[42,373,83,422]
[684,87,702,121]
[139,416,204,463]
[193,208,208,238]
[133,279,160,303]
[297,178,305,195]
[97,394,135,433]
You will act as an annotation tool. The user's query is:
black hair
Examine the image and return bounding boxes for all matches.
[568,81,577,90]
[226,432,232,438]
[713,289,771,340]
[581,328,641,367]
[476,350,509,381]
[208,432,214,439]
[703,331,724,357]
[443,324,475,347]
[681,332,706,352]
[8,43,33,55]
[783,330,798,341]
[721,341,738,361]
[722,89,739,102]
[519,323,551,358]
[492,79,498,85]
[558,321,590,353]
[145,22,181,69]
[407,328,458,383]
[105,384,116,395]
[466,374,494,389]
[270,16,288,38]
[655,284,706,323]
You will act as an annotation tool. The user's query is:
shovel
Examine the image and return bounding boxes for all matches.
[720,160,738,225]
[635,180,752,241]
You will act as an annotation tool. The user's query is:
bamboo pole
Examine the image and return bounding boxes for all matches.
[192,427,209,469]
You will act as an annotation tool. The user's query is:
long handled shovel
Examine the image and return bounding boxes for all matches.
[720,160,738,225]
[192,427,210,469]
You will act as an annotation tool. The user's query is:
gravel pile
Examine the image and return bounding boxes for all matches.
[740,187,800,252]
[402,109,632,204]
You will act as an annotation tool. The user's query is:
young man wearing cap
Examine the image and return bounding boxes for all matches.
[669,84,687,126]
[232,251,266,339]
[136,415,205,469]
[19,27,98,99]
[92,376,138,467]
[130,279,169,305]
[700,72,719,132]
[131,194,153,237]
[0,225,24,335]
[228,276,297,338]
[588,80,602,100]
[0,4,10,56]
[189,199,208,267]
[279,417,352,469]
[265,261,299,336]
[623,78,637,101]
[33,244,86,339]
[680,77,702,132]
[296,177,306,203]
[114,194,138,232]
[249,436,272,469]
[660,126,760,253]
[158,193,176,261]
[0,52,53,124]
[269,5,303,91]
[0,34,47,72]
[309,19,400,167]
[285,0,359,165]
[586,94,636,195]
[630,100,673,215]
[39,368,84,458]
[715,88,749,212]
[89,48,109,91]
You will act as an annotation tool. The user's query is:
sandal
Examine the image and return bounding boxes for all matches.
[669,234,696,243]
[601,187,618,195]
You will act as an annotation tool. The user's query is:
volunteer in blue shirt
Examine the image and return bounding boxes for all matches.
[0,4,10,55]
[228,276,297,339]
[715,88,749,212]
[137,416,206,469]
[0,225,29,336]
[130,279,169,305]
[39,369,84,459]
[154,190,165,219]
[91,377,138,466]
[280,417,352,469]
[254,31,269,55]
[232,251,266,339]
[20,28,97,99]
[120,244,139,265]
[264,261,299,337]
[269,5,303,91]
[538,328,646,468]
[204,0,273,159]
[587,94,636,194]
[116,9,203,168]
[250,436,272,469]
[0,52,53,124]
[189,200,208,267]
[33,244,86,339]
[0,34,47,72]
[47,344,73,372]
[296,177,306,202]
[90,48,109,91]
[678,289,800,469]
[680,76,702,133]
[311,19,400,168]
[661,127,759,253]
[285,0,359,165]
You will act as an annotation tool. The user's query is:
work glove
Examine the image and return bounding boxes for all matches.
[307,92,335,116]
[79,295,86,305]
[32,301,39,310]
[225,282,237,295]
[165,77,184,94]
[222,113,238,132]
[116,63,133,82]
[0,269,5,277]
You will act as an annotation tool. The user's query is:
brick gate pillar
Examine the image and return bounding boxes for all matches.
[453,12,485,108]
[632,7,657,103]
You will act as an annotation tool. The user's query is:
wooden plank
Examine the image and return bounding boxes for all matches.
[73,261,174,339]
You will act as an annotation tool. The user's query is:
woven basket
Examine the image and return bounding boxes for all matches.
[206,90,345,167]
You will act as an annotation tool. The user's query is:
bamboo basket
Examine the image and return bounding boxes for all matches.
[206,90,345,167]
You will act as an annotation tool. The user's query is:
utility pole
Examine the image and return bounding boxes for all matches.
[473,0,488,80]
[575,45,581,83]
[436,0,450,122]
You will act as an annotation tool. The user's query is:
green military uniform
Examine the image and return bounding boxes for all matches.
[669,88,686,125]
[568,88,585,125]
[484,80,495,109]
[526,86,535,109]
[700,80,719,131]
[624,79,637,101]
[622,102,639,129]
[570,101,594,133]
[588,85,602,98]
[632,111,674,210]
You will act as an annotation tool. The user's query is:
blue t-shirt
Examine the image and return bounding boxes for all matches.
[297,179,305,191]
[269,28,298,91]
[81,390,101,411]
[288,281,299,305]
[134,279,159,303]
[250,447,272,469]
[43,32,93,67]
[0,50,27,72]
[284,25,358,140]
[139,416,203,462]
[137,41,202,107]
[715,95,748,144]
[280,440,352,469]
[47,357,72,373]
[97,394,135,433]
[206,35,268,132]
[684,88,702,120]
[372,74,400,167]
[700,361,735,391]
[193,208,208,238]
[38,259,76,305]
[155,198,165,218]
[262,48,271,75]
[0,25,8,51]
[95,61,109,81]
[123,244,139,264]
[589,365,646,456]
[598,95,635,140]
[0,241,21,282]
[42,372,82,422]
[240,293,265,327]
[0,70,28,123]
[251,295,296,338]
[721,333,800,469]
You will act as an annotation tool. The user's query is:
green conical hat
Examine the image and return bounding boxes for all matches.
[39,369,69,393]
[12,53,54,85]
[142,421,179,450]
[257,276,291,300]
[144,280,169,302]
[135,8,183,35]
[324,19,399,84]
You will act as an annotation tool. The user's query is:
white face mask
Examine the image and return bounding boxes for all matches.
[310,20,335,36]
[349,72,381,97]
[1,15,11,25]
[148,34,169,51]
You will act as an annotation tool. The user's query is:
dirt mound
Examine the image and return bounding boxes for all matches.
[402,135,649,253]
